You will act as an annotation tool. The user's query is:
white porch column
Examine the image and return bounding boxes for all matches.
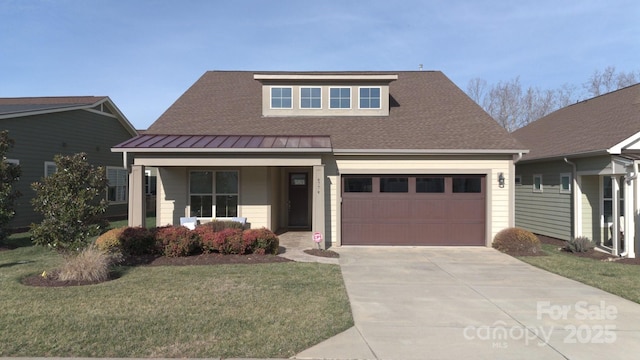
[627,163,638,258]
[312,164,326,249]
[128,165,146,227]
[612,176,620,256]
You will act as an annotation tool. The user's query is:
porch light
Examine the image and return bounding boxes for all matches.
[498,173,505,188]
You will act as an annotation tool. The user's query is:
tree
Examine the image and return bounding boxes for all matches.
[583,66,640,97]
[31,153,109,252]
[0,131,21,243]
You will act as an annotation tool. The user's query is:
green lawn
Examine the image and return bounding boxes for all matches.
[0,231,353,358]
[517,244,640,304]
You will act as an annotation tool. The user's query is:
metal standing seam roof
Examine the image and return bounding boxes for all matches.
[112,134,332,151]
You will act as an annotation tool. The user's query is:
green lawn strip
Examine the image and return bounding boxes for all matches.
[0,246,353,358]
[517,244,640,304]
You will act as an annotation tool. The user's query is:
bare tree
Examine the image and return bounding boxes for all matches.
[584,66,640,97]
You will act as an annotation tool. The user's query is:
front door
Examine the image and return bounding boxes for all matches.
[288,173,309,227]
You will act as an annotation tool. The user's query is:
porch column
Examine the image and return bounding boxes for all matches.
[128,165,146,227]
[627,165,637,258]
[612,176,620,256]
[312,164,326,249]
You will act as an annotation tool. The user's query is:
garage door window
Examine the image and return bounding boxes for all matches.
[416,177,445,193]
[344,177,372,192]
[380,177,408,192]
[453,177,482,193]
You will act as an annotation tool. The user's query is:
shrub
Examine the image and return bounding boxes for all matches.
[194,226,217,253]
[201,220,245,232]
[120,227,156,255]
[214,228,245,254]
[492,227,541,254]
[95,227,125,253]
[566,236,595,253]
[56,245,112,282]
[155,226,201,257]
[0,130,21,244]
[243,228,280,255]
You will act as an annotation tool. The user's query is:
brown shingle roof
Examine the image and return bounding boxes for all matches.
[512,83,640,161]
[0,96,107,115]
[145,71,524,151]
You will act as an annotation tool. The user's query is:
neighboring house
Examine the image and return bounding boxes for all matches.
[113,71,526,248]
[0,96,138,230]
[512,83,640,258]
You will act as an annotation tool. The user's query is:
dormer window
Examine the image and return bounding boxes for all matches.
[330,87,351,109]
[300,87,321,109]
[271,87,292,109]
[359,87,381,109]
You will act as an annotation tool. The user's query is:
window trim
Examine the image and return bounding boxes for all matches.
[299,86,322,109]
[329,87,351,109]
[106,166,128,204]
[44,161,57,177]
[189,170,240,219]
[358,86,382,109]
[270,86,293,109]
[533,174,543,193]
[559,173,572,194]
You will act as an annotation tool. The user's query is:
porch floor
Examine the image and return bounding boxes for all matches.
[277,231,338,264]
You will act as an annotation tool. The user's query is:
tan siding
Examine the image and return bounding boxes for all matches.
[240,167,269,228]
[581,176,600,243]
[157,167,187,227]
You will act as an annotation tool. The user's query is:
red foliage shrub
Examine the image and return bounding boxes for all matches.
[155,226,201,257]
[243,228,280,255]
[120,226,156,255]
[213,228,245,254]
[194,226,217,253]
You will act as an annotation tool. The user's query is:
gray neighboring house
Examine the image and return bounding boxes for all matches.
[512,83,640,258]
[114,70,527,247]
[0,96,138,230]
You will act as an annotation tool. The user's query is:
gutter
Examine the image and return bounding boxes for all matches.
[564,158,580,238]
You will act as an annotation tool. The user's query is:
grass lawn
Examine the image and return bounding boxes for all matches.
[517,243,640,304]
[0,229,354,358]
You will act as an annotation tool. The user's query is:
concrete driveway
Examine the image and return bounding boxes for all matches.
[295,247,640,360]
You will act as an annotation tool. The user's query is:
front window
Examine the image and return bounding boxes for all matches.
[560,173,571,193]
[359,87,381,109]
[533,174,543,192]
[329,87,351,109]
[189,170,238,218]
[106,167,127,203]
[603,176,624,223]
[300,87,321,109]
[271,87,292,108]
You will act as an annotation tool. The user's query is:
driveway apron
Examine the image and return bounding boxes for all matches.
[295,247,640,360]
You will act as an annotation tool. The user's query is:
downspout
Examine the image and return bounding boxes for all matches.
[564,158,580,238]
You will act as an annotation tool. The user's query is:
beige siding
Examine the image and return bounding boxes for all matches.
[333,155,514,245]
[157,167,188,227]
[581,176,599,242]
[515,161,573,240]
[239,167,270,228]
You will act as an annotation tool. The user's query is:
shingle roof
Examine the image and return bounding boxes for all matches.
[142,71,523,152]
[0,96,107,115]
[512,83,640,161]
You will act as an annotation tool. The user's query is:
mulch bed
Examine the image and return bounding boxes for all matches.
[303,249,340,258]
[519,235,640,265]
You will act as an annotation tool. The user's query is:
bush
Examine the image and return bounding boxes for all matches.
[155,226,200,257]
[201,220,245,232]
[194,226,217,253]
[95,227,125,254]
[566,236,595,253]
[492,227,541,254]
[120,227,156,255]
[243,228,280,255]
[213,228,245,254]
[0,130,21,244]
[56,245,112,282]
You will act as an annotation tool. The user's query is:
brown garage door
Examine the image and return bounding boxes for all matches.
[341,175,486,246]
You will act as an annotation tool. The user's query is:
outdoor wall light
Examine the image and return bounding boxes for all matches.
[498,172,505,188]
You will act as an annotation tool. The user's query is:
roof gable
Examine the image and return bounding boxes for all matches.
[144,71,524,152]
[512,83,640,161]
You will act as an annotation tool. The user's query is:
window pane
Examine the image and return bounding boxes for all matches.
[380,177,408,193]
[604,177,612,198]
[453,177,482,193]
[604,200,612,223]
[330,88,350,108]
[271,87,291,108]
[190,171,213,193]
[561,176,570,191]
[191,195,213,217]
[416,177,445,193]
[344,177,372,192]
[301,87,321,109]
[359,87,381,108]
[216,195,238,217]
[216,171,238,194]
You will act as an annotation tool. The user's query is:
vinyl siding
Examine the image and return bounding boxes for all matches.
[239,167,269,228]
[581,175,599,242]
[515,161,573,240]
[157,167,188,226]
[3,109,134,229]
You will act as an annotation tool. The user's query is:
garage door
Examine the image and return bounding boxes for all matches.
[341,175,486,245]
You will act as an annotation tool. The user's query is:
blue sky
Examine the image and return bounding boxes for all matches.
[1,0,638,129]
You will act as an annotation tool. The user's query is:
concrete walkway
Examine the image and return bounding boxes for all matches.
[277,232,338,265]
[295,246,640,360]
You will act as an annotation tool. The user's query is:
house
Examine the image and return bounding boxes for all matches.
[0,96,138,230]
[113,70,526,247]
[512,83,640,258]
